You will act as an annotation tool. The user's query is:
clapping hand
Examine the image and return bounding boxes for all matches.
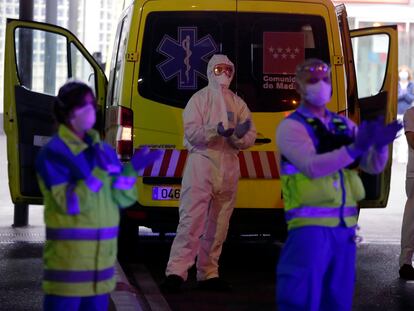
[373,119,403,150]
[234,119,251,139]
[352,120,377,154]
[131,147,163,171]
[217,122,235,137]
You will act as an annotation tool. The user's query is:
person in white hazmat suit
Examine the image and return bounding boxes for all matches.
[162,54,256,292]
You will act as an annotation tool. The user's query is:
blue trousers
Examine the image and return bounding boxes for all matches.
[276,226,356,311]
[43,293,109,311]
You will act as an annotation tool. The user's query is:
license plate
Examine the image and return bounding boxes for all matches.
[152,186,181,201]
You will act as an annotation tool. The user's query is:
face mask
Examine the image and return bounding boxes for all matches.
[304,81,332,107]
[399,71,409,81]
[70,103,96,134]
[215,74,232,88]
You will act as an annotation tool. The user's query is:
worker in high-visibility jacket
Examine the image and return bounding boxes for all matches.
[36,81,161,311]
[276,58,401,311]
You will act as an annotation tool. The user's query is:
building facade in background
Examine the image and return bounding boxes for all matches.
[0,0,124,112]
[342,0,414,70]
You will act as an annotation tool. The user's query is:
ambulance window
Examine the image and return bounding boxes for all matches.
[236,13,329,112]
[15,28,68,95]
[138,12,236,109]
[107,12,131,107]
[351,34,389,98]
[69,42,96,94]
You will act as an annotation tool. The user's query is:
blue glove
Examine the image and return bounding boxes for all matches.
[217,122,234,137]
[92,143,122,174]
[374,119,403,150]
[346,120,376,158]
[234,119,251,139]
[354,120,376,152]
[93,143,110,169]
[84,174,104,193]
[131,147,163,171]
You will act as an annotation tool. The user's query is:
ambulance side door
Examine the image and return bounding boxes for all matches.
[337,4,398,208]
[350,25,398,208]
[3,19,107,204]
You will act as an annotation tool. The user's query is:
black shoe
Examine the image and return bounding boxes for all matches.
[160,274,184,293]
[399,264,414,280]
[197,277,232,292]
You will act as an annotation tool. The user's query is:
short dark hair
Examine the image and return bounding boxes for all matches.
[54,80,95,124]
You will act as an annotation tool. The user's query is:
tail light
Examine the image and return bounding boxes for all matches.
[117,106,133,161]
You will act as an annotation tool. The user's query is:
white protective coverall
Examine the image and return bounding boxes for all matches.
[400,106,414,267]
[166,54,257,281]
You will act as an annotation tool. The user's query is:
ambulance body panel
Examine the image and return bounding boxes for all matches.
[3,0,397,234]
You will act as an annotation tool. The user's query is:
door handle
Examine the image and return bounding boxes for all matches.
[255,138,272,144]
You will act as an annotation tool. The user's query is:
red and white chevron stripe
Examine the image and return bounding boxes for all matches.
[137,149,279,179]
[136,149,187,178]
[238,151,279,179]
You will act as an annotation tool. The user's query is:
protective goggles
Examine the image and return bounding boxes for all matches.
[298,63,330,73]
[213,64,233,76]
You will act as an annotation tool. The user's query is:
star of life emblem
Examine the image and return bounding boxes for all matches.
[156,27,218,90]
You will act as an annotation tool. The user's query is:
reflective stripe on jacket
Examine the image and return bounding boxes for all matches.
[36,125,138,296]
[280,111,365,230]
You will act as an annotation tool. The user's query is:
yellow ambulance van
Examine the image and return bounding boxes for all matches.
[3,0,398,237]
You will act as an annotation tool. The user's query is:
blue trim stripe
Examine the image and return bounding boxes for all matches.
[46,227,119,240]
[285,206,358,221]
[280,163,300,175]
[113,176,136,190]
[44,267,114,283]
[66,185,80,215]
[106,164,121,174]
[84,175,104,193]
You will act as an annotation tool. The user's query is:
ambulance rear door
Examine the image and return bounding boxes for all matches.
[3,19,107,204]
[337,5,398,208]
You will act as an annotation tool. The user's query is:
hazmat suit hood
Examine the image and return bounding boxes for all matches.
[207,54,234,90]
[204,54,235,129]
